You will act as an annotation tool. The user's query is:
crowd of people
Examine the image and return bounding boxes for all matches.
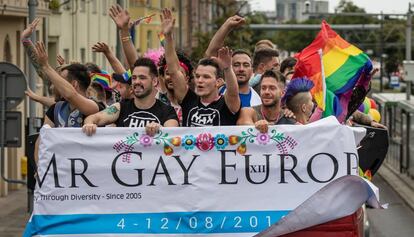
[22,5,386,159]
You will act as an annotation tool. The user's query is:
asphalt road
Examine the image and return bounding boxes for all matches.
[366,175,414,237]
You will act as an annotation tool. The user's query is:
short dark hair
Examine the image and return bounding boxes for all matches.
[85,62,102,74]
[158,50,194,80]
[252,48,279,71]
[260,70,285,86]
[232,49,252,58]
[61,63,91,92]
[280,57,297,74]
[133,57,159,77]
[197,58,223,79]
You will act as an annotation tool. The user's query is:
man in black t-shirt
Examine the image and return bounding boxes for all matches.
[161,9,240,127]
[82,57,178,136]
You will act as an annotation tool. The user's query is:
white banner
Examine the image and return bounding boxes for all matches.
[24,117,361,236]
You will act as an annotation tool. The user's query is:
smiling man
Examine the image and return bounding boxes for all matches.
[82,57,179,136]
[160,8,241,127]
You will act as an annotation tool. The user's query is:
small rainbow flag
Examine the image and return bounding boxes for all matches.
[293,20,372,123]
[133,14,155,26]
[158,32,165,47]
[91,73,112,91]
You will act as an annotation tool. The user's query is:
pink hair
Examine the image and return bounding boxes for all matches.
[143,47,165,66]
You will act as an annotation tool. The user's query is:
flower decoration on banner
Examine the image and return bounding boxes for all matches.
[139,134,153,147]
[214,134,229,150]
[196,133,215,151]
[112,128,298,157]
[182,135,196,150]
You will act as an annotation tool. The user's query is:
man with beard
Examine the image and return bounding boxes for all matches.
[161,8,240,127]
[82,57,179,136]
[204,15,260,108]
[237,70,287,131]
[231,50,262,107]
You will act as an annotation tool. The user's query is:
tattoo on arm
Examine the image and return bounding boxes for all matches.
[23,41,47,80]
[105,105,119,115]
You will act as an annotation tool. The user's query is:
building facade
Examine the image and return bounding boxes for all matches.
[0,0,49,196]
[276,0,328,22]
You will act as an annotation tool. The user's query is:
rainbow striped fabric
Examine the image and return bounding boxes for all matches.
[158,32,166,47]
[293,21,372,123]
[91,73,112,91]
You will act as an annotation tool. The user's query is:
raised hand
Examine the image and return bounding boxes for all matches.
[57,54,65,66]
[22,18,40,39]
[211,47,232,70]
[92,42,110,54]
[108,4,130,30]
[34,41,49,67]
[223,15,246,30]
[160,8,175,35]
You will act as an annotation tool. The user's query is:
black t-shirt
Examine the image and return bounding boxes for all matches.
[180,89,240,127]
[116,99,178,127]
[45,100,106,127]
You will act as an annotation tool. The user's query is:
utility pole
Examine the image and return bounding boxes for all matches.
[116,0,124,60]
[28,0,38,136]
[407,3,412,61]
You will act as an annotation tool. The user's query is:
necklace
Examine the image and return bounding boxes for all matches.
[260,107,280,124]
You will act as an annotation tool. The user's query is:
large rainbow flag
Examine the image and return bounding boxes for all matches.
[293,21,373,123]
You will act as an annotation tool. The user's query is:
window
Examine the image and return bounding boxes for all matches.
[80,0,86,12]
[160,0,165,8]
[276,3,285,19]
[102,0,107,15]
[3,35,12,62]
[92,51,97,63]
[80,48,86,63]
[146,30,153,50]
[63,49,70,63]
[101,54,107,69]
[289,3,296,20]
[92,0,97,14]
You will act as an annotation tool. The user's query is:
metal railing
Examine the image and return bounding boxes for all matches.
[373,93,414,178]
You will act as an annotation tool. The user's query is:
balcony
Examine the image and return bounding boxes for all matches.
[0,0,50,17]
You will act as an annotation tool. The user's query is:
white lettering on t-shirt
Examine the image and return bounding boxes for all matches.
[123,111,160,127]
[187,107,220,127]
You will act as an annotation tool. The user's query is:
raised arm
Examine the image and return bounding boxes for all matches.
[82,103,121,136]
[92,42,126,74]
[33,41,99,116]
[160,8,188,102]
[25,88,55,107]
[205,15,245,58]
[109,4,138,69]
[211,47,240,114]
[21,18,48,80]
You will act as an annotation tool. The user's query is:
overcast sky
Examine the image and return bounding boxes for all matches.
[249,0,411,14]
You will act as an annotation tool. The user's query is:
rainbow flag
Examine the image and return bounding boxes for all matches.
[91,73,112,91]
[293,21,372,123]
[158,32,165,47]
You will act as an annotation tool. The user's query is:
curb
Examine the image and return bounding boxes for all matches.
[377,163,414,211]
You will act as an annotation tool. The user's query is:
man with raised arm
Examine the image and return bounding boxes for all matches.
[161,8,240,126]
[205,15,260,108]
[109,4,139,70]
[82,57,179,136]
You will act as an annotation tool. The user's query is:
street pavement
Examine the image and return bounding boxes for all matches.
[367,174,414,237]
[0,171,413,237]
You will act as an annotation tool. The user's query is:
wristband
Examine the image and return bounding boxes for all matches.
[121,36,132,42]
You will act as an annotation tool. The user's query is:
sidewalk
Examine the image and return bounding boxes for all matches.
[377,163,414,210]
[0,188,30,237]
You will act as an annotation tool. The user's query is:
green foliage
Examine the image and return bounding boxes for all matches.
[190,0,272,60]
[49,0,60,11]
